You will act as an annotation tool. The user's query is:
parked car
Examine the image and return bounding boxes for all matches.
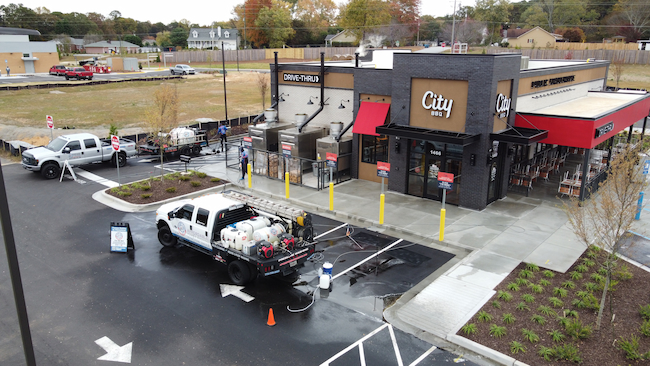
[170,64,195,75]
[65,67,93,81]
[49,65,68,76]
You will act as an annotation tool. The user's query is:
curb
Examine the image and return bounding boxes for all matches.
[446,335,529,366]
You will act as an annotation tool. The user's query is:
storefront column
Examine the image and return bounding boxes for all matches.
[642,116,648,141]
[607,136,614,169]
[628,125,634,143]
[579,149,591,200]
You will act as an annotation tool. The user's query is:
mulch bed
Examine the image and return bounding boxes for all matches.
[105,172,228,205]
[457,249,650,365]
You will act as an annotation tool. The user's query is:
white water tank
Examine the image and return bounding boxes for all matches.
[264,108,277,122]
[235,217,271,238]
[330,122,343,137]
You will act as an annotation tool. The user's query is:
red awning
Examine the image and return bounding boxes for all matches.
[352,102,390,136]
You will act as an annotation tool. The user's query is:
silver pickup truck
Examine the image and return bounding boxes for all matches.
[21,133,137,179]
[169,64,195,75]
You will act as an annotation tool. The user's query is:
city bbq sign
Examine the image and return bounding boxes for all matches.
[422,91,454,118]
[495,93,512,119]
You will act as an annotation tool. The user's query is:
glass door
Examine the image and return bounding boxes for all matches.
[424,142,444,199]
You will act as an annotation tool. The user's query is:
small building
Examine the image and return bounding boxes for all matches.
[84,40,140,54]
[0,27,59,74]
[503,27,557,49]
[187,27,238,50]
[638,40,650,50]
[325,30,357,47]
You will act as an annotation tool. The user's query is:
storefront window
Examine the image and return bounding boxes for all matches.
[361,135,389,164]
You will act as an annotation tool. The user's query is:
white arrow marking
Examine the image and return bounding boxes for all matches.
[220,284,254,302]
[95,336,132,363]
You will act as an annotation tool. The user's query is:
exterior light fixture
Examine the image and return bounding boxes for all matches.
[279,93,289,102]
[307,96,318,105]
[338,99,350,109]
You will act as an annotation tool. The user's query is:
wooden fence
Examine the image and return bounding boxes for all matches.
[488,48,650,64]
[554,42,638,51]
[165,47,359,64]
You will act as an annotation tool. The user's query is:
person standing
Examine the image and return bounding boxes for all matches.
[5,66,9,77]
[240,147,248,180]
[217,123,227,152]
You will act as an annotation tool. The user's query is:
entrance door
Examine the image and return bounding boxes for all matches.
[424,142,444,199]
[487,141,500,204]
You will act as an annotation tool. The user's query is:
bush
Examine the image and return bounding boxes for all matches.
[640,305,650,320]
[196,172,207,178]
[526,263,540,272]
[548,297,564,308]
[502,313,516,324]
[569,271,583,280]
[561,280,576,289]
[210,177,221,182]
[507,283,520,291]
[461,323,477,335]
[538,345,555,361]
[166,187,177,193]
[516,302,530,311]
[553,343,582,363]
[538,305,555,316]
[515,278,530,286]
[510,341,526,354]
[140,185,151,191]
[522,328,540,343]
[549,329,565,343]
[179,175,191,181]
[491,300,501,309]
[529,284,544,294]
[531,314,546,325]
[522,294,535,303]
[553,287,568,298]
[618,334,643,360]
[141,193,152,199]
[582,258,595,267]
[489,324,507,338]
[539,279,551,287]
[543,270,555,278]
[519,269,534,279]
[640,319,650,336]
[190,181,202,187]
[575,264,589,273]
[497,290,513,302]
[584,282,598,292]
[477,310,493,322]
[565,318,592,340]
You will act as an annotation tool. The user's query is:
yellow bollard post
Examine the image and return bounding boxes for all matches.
[247,163,252,188]
[379,193,385,225]
[439,208,446,241]
[329,182,334,211]
[285,172,290,199]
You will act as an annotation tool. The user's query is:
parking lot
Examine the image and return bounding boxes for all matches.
[0,155,476,365]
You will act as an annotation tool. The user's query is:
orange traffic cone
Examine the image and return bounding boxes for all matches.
[267,308,276,327]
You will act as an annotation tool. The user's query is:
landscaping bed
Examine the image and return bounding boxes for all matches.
[106,170,227,204]
[457,246,650,365]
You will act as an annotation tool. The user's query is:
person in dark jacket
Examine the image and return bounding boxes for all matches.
[240,148,248,180]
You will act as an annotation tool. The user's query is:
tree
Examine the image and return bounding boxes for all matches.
[169,27,188,48]
[418,15,441,42]
[256,72,270,109]
[255,0,295,48]
[564,144,648,330]
[144,84,179,180]
[474,0,512,45]
[522,0,592,32]
[0,3,37,29]
[441,19,484,44]
[294,0,337,37]
[235,0,273,48]
[156,31,172,48]
[339,0,392,44]
[610,58,625,90]
[388,0,421,38]
[613,0,650,39]
[558,27,586,42]
[124,34,143,47]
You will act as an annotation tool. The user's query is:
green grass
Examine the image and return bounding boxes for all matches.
[491,300,502,309]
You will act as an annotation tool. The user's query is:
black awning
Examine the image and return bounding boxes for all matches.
[490,127,548,145]
[376,125,481,146]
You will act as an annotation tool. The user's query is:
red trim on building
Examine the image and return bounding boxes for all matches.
[352,102,390,136]
[515,95,650,149]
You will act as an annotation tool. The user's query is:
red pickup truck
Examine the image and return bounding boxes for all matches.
[65,67,93,81]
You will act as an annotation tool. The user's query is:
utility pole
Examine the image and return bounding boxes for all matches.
[451,0,457,53]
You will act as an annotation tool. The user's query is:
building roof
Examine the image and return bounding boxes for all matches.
[506,26,554,39]
[84,40,139,48]
[187,27,238,42]
[0,27,40,36]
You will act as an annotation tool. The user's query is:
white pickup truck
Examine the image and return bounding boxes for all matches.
[156,191,316,285]
[21,133,138,179]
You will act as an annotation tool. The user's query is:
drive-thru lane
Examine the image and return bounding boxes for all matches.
[0,162,474,365]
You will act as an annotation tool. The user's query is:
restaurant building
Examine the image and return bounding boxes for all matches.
[261,51,650,211]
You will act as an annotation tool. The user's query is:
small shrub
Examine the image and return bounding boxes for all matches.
[558,316,570,328]
[640,319,650,336]
[510,341,526,354]
[538,305,555,316]
[553,287,568,298]
[526,263,540,272]
[522,294,535,303]
[586,250,598,259]
[591,273,605,284]
[196,172,207,178]
[543,270,555,278]
[531,314,546,325]
[516,302,530,311]
[553,343,582,363]
[618,334,642,360]
[565,318,592,340]
[515,278,530,286]
[589,244,601,252]
[502,313,516,324]
[522,328,540,343]
[141,193,152,199]
[477,310,493,322]
[529,284,544,294]
[461,323,477,335]
[519,269,534,279]
[166,187,177,193]
[569,271,583,280]
[538,345,555,361]
[539,279,551,287]
[179,175,191,181]
[563,309,579,318]
[497,290,513,302]
[507,282,520,291]
[164,173,177,181]
[575,264,589,273]
[639,304,650,320]
[210,177,221,182]
[597,267,608,276]
[140,185,151,191]
[130,182,142,190]
[549,297,564,308]
[489,324,507,338]
[584,282,598,292]
[118,191,133,197]
[491,300,501,309]
[582,258,595,267]
[190,181,202,187]
[549,329,565,343]
[561,280,576,289]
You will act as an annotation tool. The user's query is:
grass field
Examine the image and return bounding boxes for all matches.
[0,72,271,145]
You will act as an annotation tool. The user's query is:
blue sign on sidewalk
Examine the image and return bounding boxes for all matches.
[438,181,453,190]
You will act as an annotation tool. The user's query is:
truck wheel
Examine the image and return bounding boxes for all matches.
[158,225,177,247]
[191,145,201,156]
[170,70,174,75]
[112,152,127,167]
[88,76,93,80]
[40,163,60,179]
[182,71,187,75]
[228,260,252,285]
[180,146,190,156]
[65,75,69,80]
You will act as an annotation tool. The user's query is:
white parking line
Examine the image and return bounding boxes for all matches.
[75,169,119,188]
[331,239,403,281]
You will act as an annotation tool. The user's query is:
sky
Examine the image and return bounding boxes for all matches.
[11,0,458,27]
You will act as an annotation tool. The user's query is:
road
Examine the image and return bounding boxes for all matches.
[0,156,476,366]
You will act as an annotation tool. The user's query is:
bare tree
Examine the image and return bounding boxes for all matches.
[564,143,648,330]
[144,83,180,179]
[611,57,625,91]
[256,72,270,109]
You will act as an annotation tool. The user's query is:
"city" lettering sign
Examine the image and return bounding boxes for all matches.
[422,91,453,118]
[495,93,512,118]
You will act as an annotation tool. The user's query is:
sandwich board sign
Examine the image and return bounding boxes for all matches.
[110,222,134,252]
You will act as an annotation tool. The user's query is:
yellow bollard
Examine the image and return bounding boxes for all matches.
[329,182,334,211]
[439,208,446,241]
[285,172,290,199]
[379,193,385,225]
[247,163,252,188]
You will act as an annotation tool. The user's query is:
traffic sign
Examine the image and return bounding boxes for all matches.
[377,161,390,178]
[326,152,337,168]
[243,136,252,149]
[282,144,292,158]
[438,172,454,190]
[111,135,120,151]
[46,115,53,129]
